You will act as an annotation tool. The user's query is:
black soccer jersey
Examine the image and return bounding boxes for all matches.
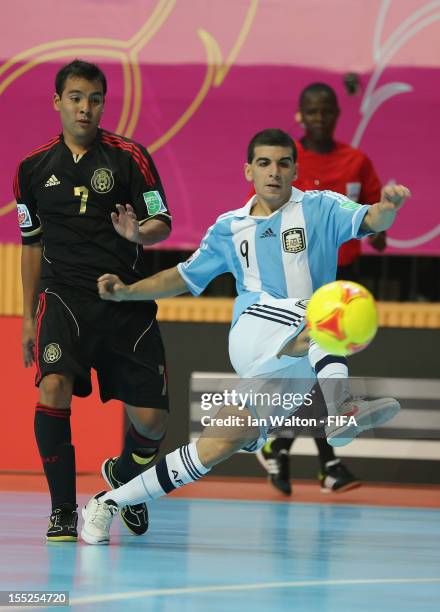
[14,129,171,295]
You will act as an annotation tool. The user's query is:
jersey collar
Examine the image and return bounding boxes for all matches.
[236,186,304,218]
[59,128,102,150]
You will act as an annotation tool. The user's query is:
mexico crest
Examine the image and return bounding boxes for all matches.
[91,168,114,193]
[282,228,306,253]
[43,343,62,363]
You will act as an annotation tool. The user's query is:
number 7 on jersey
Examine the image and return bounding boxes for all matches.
[74,186,89,214]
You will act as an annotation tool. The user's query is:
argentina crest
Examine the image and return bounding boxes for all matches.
[282,228,306,253]
[91,168,114,193]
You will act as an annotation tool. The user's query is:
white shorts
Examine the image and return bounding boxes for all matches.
[229,295,313,379]
[228,295,316,451]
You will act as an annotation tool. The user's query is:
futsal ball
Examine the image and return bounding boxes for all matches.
[306,281,378,356]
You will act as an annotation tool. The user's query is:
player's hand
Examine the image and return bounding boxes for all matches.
[111,204,140,243]
[368,231,387,252]
[22,318,36,367]
[97,274,130,301]
[379,185,411,212]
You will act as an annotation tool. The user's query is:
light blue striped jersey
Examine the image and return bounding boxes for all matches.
[177,187,371,325]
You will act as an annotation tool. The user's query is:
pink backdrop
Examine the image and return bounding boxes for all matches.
[1,0,439,254]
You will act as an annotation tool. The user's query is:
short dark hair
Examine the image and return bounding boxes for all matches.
[247,129,297,163]
[299,82,338,108]
[55,59,107,97]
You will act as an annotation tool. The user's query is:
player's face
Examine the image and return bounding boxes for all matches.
[245,146,297,209]
[299,91,339,142]
[53,76,104,144]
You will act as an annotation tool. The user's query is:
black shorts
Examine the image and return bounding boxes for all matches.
[35,287,168,409]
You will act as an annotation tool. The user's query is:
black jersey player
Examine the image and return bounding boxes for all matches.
[14,59,172,541]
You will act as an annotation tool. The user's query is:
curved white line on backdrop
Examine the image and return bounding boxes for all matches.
[373,0,391,61]
[358,2,440,250]
[352,82,412,148]
[378,0,440,62]
[387,226,440,248]
[361,11,440,116]
[353,3,440,146]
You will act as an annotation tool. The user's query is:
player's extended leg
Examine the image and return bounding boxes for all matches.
[195,405,260,467]
[258,330,357,491]
[307,341,400,446]
[278,322,400,445]
[101,405,168,536]
[81,405,260,545]
[37,373,77,542]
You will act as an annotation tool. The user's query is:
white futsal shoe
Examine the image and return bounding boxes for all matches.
[326,396,400,447]
[81,491,119,545]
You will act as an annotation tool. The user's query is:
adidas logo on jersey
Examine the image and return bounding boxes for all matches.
[260,228,276,238]
[44,175,60,187]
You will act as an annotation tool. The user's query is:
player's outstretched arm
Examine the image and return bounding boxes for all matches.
[361,184,411,233]
[98,266,188,302]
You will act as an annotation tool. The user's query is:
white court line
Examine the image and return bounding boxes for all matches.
[66,576,440,606]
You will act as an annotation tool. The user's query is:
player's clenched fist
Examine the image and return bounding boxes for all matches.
[97,273,129,301]
[380,184,411,210]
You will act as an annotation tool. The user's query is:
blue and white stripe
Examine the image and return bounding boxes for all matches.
[177,188,370,326]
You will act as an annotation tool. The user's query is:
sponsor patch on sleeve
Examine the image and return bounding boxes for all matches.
[336,195,362,211]
[17,204,32,228]
[143,191,167,216]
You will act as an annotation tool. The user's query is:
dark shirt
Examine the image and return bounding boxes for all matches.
[14,129,171,296]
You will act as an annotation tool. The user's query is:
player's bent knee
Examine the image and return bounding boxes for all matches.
[125,405,168,439]
[39,374,73,407]
[134,420,167,439]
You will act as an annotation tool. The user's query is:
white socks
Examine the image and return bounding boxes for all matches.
[308,342,350,416]
[102,442,210,507]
